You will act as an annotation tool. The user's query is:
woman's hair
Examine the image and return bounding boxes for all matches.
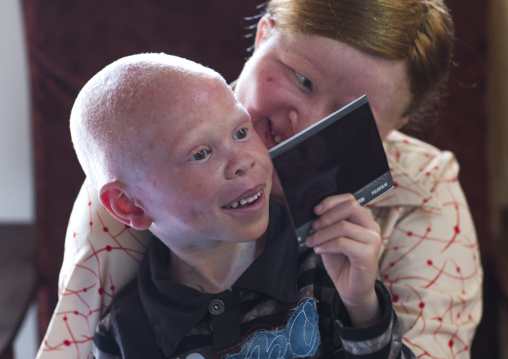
[264,0,455,122]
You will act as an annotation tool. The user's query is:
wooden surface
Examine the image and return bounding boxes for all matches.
[0,225,37,357]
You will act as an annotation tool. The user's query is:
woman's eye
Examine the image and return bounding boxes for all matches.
[190,149,210,161]
[233,128,248,140]
[294,71,313,92]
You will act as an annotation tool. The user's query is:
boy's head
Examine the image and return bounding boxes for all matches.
[70,53,273,247]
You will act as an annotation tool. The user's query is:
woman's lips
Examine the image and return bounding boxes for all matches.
[253,117,285,149]
[267,119,286,147]
[271,127,283,145]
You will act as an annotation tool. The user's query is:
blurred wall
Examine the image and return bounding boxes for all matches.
[0,0,34,224]
[489,0,508,234]
[488,2,508,357]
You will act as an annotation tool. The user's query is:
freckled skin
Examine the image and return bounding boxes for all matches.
[234,19,410,194]
[128,72,273,250]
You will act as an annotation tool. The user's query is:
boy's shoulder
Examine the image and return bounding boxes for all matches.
[109,278,140,312]
[97,272,163,357]
[103,277,147,333]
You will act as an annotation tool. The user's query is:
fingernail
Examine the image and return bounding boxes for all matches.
[306,236,314,246]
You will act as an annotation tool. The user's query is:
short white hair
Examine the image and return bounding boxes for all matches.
[70,53,223,188]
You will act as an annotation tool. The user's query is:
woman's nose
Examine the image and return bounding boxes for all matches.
[288,106,332,134]
[288,109,299,133]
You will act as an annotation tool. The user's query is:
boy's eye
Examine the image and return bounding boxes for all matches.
[190,149,210,161]
[233,128,248,140]
[294,71,313,92]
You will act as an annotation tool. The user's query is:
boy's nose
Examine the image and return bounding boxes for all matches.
[226,151,255,179]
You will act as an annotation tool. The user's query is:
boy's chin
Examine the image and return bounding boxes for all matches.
[245,215,270,243]
[242,226,269,247]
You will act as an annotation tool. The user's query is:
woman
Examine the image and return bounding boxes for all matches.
[37,0,482,358]
[234,1,482,358]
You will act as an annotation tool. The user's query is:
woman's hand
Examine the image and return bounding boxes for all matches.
[305,193,382,327]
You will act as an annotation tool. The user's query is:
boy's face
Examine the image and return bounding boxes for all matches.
[132,74,273,248]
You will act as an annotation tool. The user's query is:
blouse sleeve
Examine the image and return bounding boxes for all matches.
[375,145,483,359]
[36,179,152,359]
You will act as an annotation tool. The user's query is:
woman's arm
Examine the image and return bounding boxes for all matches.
[375,136,483,359]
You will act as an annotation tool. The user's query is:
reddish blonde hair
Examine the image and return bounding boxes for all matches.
[265,0,454,120]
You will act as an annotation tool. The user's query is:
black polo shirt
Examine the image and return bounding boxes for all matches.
[94,201,411,359]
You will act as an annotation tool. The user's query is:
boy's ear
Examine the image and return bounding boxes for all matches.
[99,182,152,231]
[255,14,276,51]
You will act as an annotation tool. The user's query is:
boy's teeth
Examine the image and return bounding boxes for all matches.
[227,190,263,209]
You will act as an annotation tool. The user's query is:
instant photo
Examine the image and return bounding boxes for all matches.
[268,95,393,245]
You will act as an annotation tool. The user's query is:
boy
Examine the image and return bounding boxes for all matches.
[70,53,413,358]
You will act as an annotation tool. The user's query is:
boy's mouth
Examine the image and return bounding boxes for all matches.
[224,190,263,209]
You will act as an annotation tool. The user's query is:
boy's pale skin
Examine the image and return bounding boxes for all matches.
[71,53,382,329]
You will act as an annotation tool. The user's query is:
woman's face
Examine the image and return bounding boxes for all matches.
[234,16,411,193]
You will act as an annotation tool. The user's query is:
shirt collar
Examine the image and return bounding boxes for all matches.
[138,200,298,356]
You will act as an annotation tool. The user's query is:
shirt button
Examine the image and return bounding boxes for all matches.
[209,299,225,315]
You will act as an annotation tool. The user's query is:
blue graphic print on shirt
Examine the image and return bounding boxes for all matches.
[225,298,320,359]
